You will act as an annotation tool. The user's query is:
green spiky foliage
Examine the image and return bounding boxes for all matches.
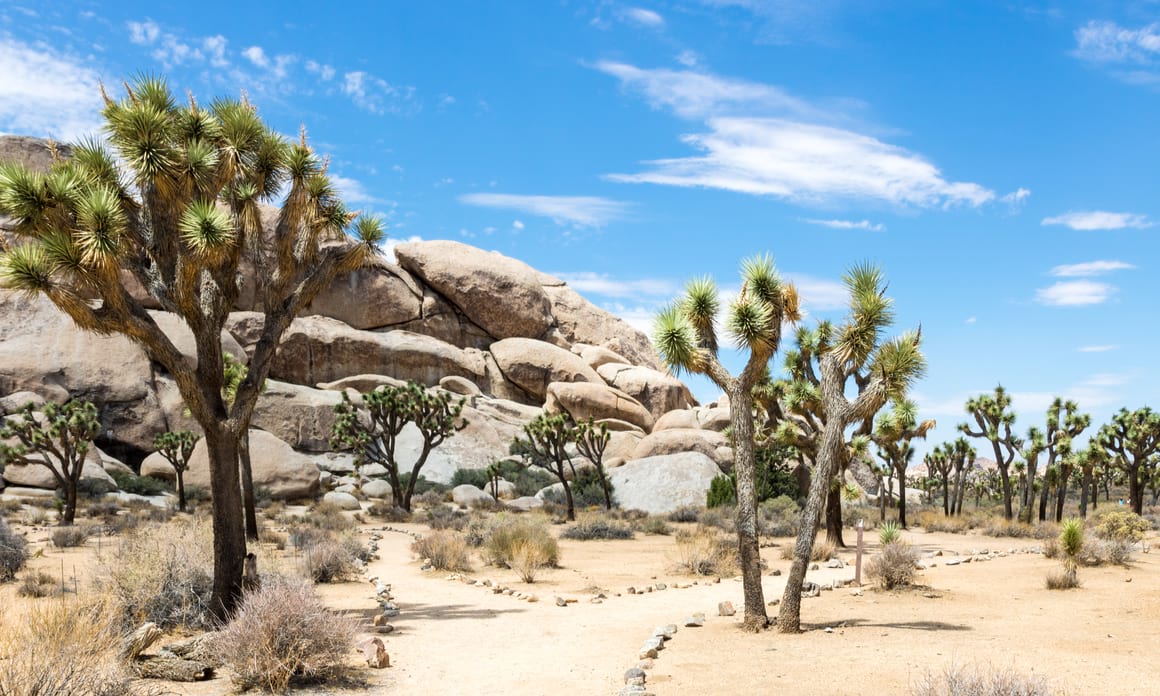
[1044,399,1090,522]
[0,75,384,617]
[1016,426,1047,523]
[331,382,466,512]
[1070,447,1107,518]
[924,438,973,518]
[959,386,1023,520]
[654,254,800,632]
[777,264,925,634]
[512,413,579,521]
[1092,407,1160,515]
[153,430,197,512]
[573,418,613,510]
[0,400,100,525]
[1058,517,1084,587]
[872,399,935,527]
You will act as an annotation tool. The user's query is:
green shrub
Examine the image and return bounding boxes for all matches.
[866,541,921,589]
[539,467,613,509]
[75,476,117,499]
[0,518,29,582]
[560,514,634,541]
[457,460,554,497]
[1093,509,1150,543]
[758,495,799,537]
[878,520,901,545]
[706,475,736,508]
[450,468,491,489]
[412,530,470,571]
[397,472,447,497]
[108,469,172,497]
[482,515,559,569]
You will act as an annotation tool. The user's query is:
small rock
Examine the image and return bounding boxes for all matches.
[375,624,395,635]
[639,646,658,659]
[850,589,863,597]
[556,597,568,607]
[360,637,390,669]
[824,627,833,634]
[684,616,704,628]
[1126,577,1133,583]
[627,587,637,595]
[826,559,844,569]
[810,563,819,571]
[655,624,678,639]
[944,559,961,566]
[625,667,647,686]
[655,583,667,590]
[718,601,736,617]
[961,557,972,564]
[767,598,780,606]
[770,569,782,577]
[637,659,655,670]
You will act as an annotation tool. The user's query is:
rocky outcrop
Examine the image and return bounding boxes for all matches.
[542,283,661,371]
[543,382,653,432]
[251,381,343,452]
[489,338,600,401]
[595,363,694,421]
[608,453,724,514]
[301,262,423,330]
[630,429,733,470]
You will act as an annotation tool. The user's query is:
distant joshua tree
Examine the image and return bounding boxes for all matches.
[960,387,1022,520]
[153,430,197,512]
[1092,407,1160,515]
[873,399,934,528]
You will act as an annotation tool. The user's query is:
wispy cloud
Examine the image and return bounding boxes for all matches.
[331,174,385,206]
[1074,19,1160,82]
[785,273,848,311]
[1042,211,1153,230]
[965,316,977,324]
[342,71,415,114]
[1049,260,1135,277]
[619,7,665,28]
[0,37,103,140]
[1035,280,1116,307]
[1078,344,1119,353]
[802,218,884,231]
[1000,187,1031,205]
[552,272,676,298]
[459,193,630,228]
[384,234,423,259]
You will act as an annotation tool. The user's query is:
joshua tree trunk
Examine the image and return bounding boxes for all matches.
[897,468,908,529]
[1079,468,1092,518]
[61,479,79,526]
[175,469,187,513]
[998,466,1014,520]
[942,476,950,516]
[240,434,258,541]
[204,427,246,621]
[1128,466,1143,514]
[1038,477,1051,522]
[728,383,767,632]
[1055,471,1070,522]
[878,475,887,522]
[825,482,845,547]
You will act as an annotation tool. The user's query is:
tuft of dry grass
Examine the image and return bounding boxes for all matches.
[0,517,29,582]
[214,575,358,693]
[1045,569,1079,590]
[671,526,737,577]
[911,661,1059,696]
[916,510,971,534]
[50,526,90,549]
[481,514,559,570]
[412,530,471,572]
[867,541,922,590]
[779,537,836,563]
[17,571,63,598]
[510,538,552,583]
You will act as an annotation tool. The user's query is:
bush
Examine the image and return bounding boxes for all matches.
[108,468,172,497]
[672,527,738,576]
[539,467,612,509]
[411,490,447,508]
[983,518,1056,540]
[1093,509,1150,543]
[18,570,62,598]
[867,541,921,590]
[1078,537,1133,566]
[917,510,971,534]
[424,504,468,531]
[51,526,90,548]
[706,475,736,508]
[482,515,559,569]
[639,516,672,536]
[397,472,447,497]
[99,518,214,630]
[84,500,122,519]
[215,575,357,693]
[757,495,799,537]
[452,461,554,498]
[302,533,360,583]
[0,517,28,582]
[259,527,288,550]
[668,505,700,523]
[780,537,837,563]
[698,505,735,533]
[412,530,470,571]
[1045,569,1079,590]
[911,661,1056,696]
[368,502,413,522]
[305,501,356,532]
[560,514,635,541]
[510,538,552,583]
[878,520,901,545]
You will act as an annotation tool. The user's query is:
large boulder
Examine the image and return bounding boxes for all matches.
[301,262,423,330]
[0,136,66,173]
[140,429,320,500]
[395,240,554,341]
[251,381,343,452]
[389,402,529,484]
[543,381,653,432]
[271,317,486,387]
[652,409,700,432]
[489,338,600,402]
[630,429,733,470]
[451,484,494,507]
[596,363,695,421]
[0,449,115,490]
[541,282,661,371]
[147,311,248,367]
[608,452,724,514]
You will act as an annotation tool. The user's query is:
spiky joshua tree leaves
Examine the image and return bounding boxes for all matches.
[513,413,581,520]
[959,386,1022,520]
[873,399,935,528]
[0,400,100,525]
[777,264,925,634]
[0,76,384,617]
[654,254,800,632]
[153,430,197,512]
[331,381,466,512]
[1092,407,1160,515]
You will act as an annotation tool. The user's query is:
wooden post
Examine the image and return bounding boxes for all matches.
[854,518,864,587]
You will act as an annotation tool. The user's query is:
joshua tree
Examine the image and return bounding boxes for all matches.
[924,448,953,516]
[0,77,384,616]
[959,387,1022,520]
[1092,407,1160,515]
[777,264,925,634]
[1071,448,1103,518]
[573,418,613,510]
[1045,399,1090,522]
[0,400,100,525]
[654,255,800,631]
[513,413,579,520]
[873,399,934,528]
[153,430,197,512]
[332,381,465,512]
[1017,427,1046,523]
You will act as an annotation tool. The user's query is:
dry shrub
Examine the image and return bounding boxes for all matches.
[0,518,28,582]
[639,516,672,536]
[51,526,90,549]
[482,514,559,569]
[259,527,288,551]
[510,538,552,583]
[867,541,921,590]
[757,496,800,537]
[17,571,62,598]
[667,505,700,523]
[301,533,360,584]
[19,508,48,527]
[983,518,1057,540]
[367,502,411,522]
[305,501,356,532]
[0,595,162,696]
[1078,538,1133,566]
[697,506,735,533]
[215,575,357,693]
[916,510,971,534]
[560,513,634,541]
[672,526,737,576]
[1045,569,1079,590]
[411,530,470,571]
[779,537,836,563]
[424,505,468,531]
[911,661,1058,696]
[98,518,214,630]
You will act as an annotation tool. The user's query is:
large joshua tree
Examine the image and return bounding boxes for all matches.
[777,264,925,634]
[0,77,383,617]
[654,255,800,632]
[1092,407,1160,515]
[959,387,1021,520]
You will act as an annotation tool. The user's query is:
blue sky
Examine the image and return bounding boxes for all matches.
[2,1,1159,459]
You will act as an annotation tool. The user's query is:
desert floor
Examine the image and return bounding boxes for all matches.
[4,514,1158,695]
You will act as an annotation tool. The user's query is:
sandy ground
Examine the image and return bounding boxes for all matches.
[4,514,1159,695]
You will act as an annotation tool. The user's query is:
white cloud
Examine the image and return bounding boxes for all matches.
[342,70,414,114]
[1041,211,1153,230]
[202,35,229,67]
[608,117,994,207]
[1078,344,1119,353]
[459,193,630,228]
[242,45,269,68]
[675,50,700,67]
[802,218,884,231]
[305,60,336,81]
[784,273,848,311]
[331,175,384,205]
[384,234,423,259]
[1049,260,1135,277]
[1035,280,1116,307]
[619,7,665,27]
[552,272,677,298]
[1001,187,1031,205]
[0,37,103,140]
[965,316,977,324]
[1074,20,1160,64]
[127,20,160,45]
[1012,373,1129,413]
[512,219,525,230]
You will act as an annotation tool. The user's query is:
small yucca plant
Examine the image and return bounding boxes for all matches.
[878,520,901,545]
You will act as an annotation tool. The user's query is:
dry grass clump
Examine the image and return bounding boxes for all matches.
[697,506,735,533]
[916,510,971,534]
[1044,570,1078,590]
[412,530,471,571]
[671,526,738,577]
[303,501,356,532]
[17,570,63,598]
[481,514,559,571]
[50,526,90,549]
[0,517,28,582]
[983,518,1056,540]
[867,542,922,590]
[215,575,358,694]
[779,538,837,563]
[638,516,672,536]
[98,517,214,630]
[911,661,1059,696]
[424,504,469,531]
[560,513,635,541]
[667,505,700,523]
[509,538,553,583]
[0,595,163,696]
[298,531,366,584]
[367,502,411,522]
[757,496,800,537]
[1078,538,1133,566]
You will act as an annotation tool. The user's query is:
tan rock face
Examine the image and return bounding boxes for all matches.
[542,284,661,371]
[141,429,320,500]
[608,452,724,514]
[251,380,343,453]
[0,448,114,490]
[489,338,601,401]
[395,240,554,341]
[147,311,249,367]
[301,262,423,330]
[630,428,733,470]
[596,363,695,421]
[543,382,654,432]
